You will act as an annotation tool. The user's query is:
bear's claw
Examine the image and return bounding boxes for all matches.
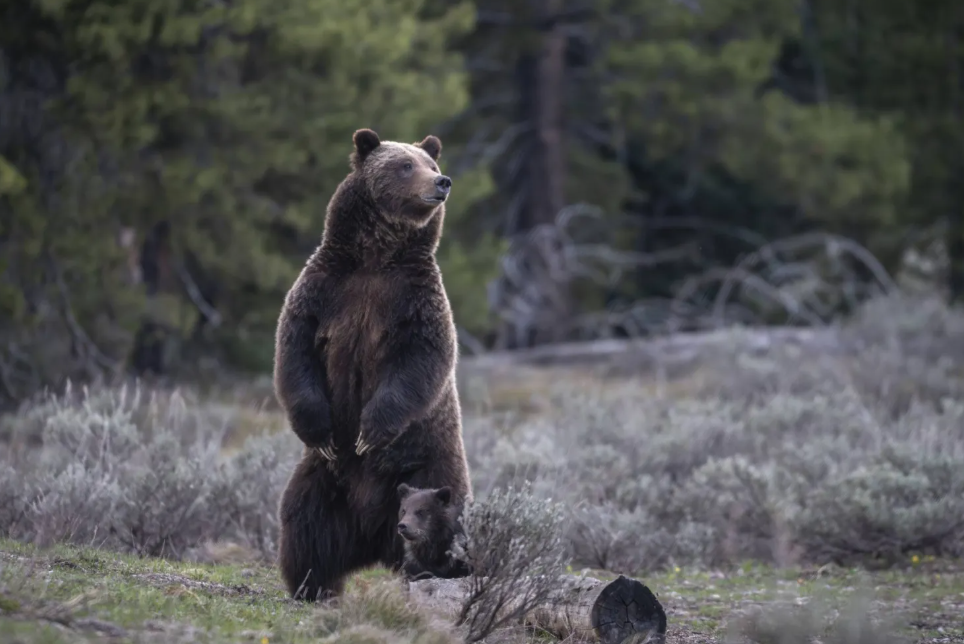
[316,443,337,461]
[354,435,371,455]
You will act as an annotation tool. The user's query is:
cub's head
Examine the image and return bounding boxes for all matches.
[396,483,456,544]
[350,128,450,227]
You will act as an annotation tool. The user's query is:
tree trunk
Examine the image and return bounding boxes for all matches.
[947,21,964,302]
[533,0,567,230]
[405,574,667,644]
[494,0,572,350]
[131,221,173,376]
[508,0,567,235]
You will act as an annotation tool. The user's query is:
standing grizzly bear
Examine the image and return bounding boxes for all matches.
[396,483,472,581]
[273,128,472,601]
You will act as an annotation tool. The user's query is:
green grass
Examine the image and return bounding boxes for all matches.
[1,540,962,644]
[639,559,964,643]
[0,539,417,644]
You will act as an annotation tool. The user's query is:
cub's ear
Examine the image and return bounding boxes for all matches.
[417,135,442,161]
[434,486,452,505]
[397,483,415,500]
[351,129,381,168]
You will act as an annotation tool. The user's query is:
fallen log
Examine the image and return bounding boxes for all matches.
[406,574,667,643]
[460,326,846,372]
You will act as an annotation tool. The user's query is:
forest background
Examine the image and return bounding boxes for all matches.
[2,0,963,407]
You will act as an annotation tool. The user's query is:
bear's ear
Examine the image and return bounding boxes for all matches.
[397,483,414,500]
[351,129,381,167]
[417,135,442,161]
[434,487,452,505]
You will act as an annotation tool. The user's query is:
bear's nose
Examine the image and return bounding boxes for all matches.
[435,175,452,193]
[397,522,408,532]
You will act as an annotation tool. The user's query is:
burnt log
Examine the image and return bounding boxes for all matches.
[406,574,667,643]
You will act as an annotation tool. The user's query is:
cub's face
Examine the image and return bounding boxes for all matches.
[396,483,453,543]
[351,129,451,227]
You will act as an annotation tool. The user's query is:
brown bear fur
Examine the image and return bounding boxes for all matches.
[273,128,472,601]
[396,483,472,581]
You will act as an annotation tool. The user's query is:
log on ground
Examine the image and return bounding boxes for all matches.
[405,574,666,643]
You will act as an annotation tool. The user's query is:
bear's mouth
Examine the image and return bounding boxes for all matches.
[421,195,447,204]
[398,526,421,541]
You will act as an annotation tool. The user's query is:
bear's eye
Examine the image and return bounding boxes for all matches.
[403,162,413,171]
[400,509,406,517]
[415,510,425,519]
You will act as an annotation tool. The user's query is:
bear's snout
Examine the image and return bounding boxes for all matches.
[434,175,452,195]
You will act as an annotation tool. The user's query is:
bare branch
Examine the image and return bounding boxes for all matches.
[489,205,898,347]
[46,254,119,376]
[173,262,222,328]
[457,326,487,357]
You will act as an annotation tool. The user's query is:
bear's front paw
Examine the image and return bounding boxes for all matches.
[355,406,403,456]
[290,402,337,451]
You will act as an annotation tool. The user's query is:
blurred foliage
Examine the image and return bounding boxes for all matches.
[0,0,494,404]
[2,0,964,405]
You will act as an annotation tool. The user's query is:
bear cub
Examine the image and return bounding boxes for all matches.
[396,483,472,581]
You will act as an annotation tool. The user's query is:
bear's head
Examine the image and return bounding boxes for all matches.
[350,128,451,228]
[396,483,455,544]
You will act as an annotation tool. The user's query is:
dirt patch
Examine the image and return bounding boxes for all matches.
[132,572,266,598]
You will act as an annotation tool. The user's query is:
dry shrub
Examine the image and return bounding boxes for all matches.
[0,383,300,559]
[456,481,569,642]
[0,292,962,577]
[463,292,964,573]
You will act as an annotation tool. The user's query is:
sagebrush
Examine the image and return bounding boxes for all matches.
[0,383,299,559]
[455,481,569,642]
[0,292,963,578]
[462,292,964,572]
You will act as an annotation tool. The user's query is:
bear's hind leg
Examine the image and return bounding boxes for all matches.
[278,462,359,601]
